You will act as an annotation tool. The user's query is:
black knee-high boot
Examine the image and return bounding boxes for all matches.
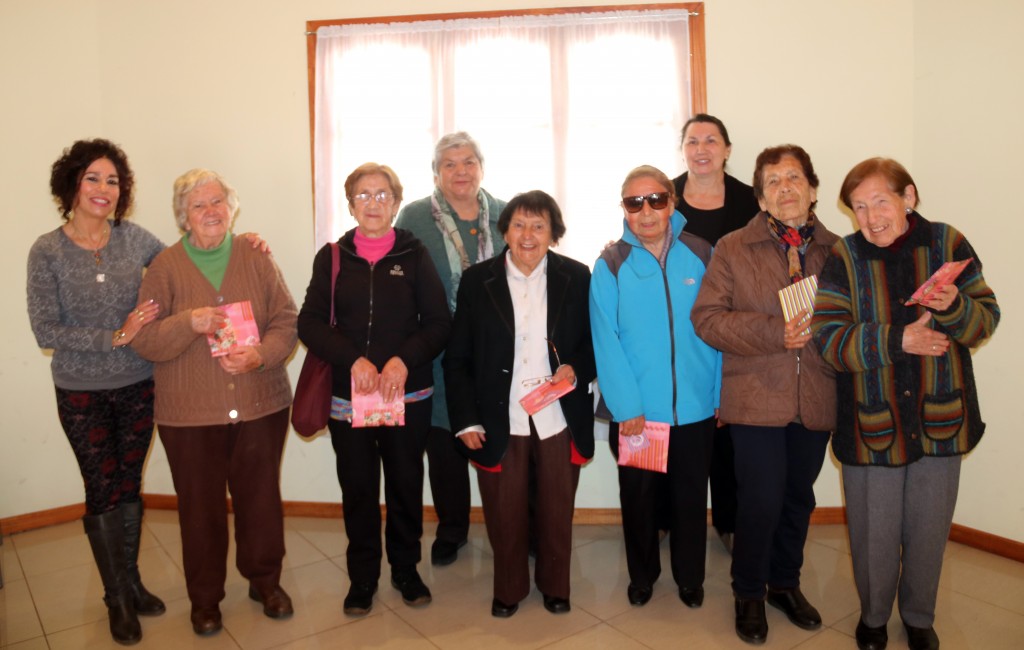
[120,501,166,616]
[84,510,143,645]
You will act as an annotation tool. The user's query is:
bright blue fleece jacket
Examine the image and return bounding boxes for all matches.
[589,211,721,426]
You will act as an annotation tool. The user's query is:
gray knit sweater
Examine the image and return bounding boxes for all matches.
[27,221,165,390]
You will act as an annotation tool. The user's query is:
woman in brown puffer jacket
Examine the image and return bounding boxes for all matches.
[691,144,838,646]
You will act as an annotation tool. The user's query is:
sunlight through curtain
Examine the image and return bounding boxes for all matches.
[313,10,692,264]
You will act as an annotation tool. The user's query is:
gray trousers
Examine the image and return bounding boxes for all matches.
[842,455,961,628]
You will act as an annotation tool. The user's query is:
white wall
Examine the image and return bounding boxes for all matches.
[2,0,1020,542]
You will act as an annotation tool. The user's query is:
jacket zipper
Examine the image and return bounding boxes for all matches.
[661,266,679,426]
[365,261,375,355]
[638,242,679,426]
[359,243,407,357]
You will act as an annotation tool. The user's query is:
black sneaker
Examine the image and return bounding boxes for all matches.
[343,581,377,616]
[391,568,432,607]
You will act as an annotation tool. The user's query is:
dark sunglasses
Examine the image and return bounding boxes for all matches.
[622,192,671,213]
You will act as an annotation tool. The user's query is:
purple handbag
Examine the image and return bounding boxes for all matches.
[291,243,340,437]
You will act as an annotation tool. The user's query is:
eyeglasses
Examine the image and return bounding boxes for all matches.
[352,190,393,204]
[621,192,671,213]
[521,339,562,388]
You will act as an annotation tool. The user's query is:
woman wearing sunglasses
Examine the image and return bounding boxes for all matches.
[444,190,595,618]
[590,165,721,611]
[691,145,839,645]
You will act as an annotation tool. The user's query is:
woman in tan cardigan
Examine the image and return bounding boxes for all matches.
[132,169,297,637]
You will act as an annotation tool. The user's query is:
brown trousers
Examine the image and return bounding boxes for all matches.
[158,408,288,608]
[477,426,580,605]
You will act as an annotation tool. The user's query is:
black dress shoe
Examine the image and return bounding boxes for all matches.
[248,584,294,619]
[767,587,821,630]
[190,605,222,636]
[431,538,468,566]
[391,568,432,606]
[735,598,768,645]
[904,623,939,650]
[542,594,571,614]
[491,598,519,618]
[855,618,888,650]
[679,585,704,608]
[343,582,377,616]
[627,583,653,606]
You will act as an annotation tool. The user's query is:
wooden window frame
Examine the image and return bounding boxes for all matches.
[303,3,706,196]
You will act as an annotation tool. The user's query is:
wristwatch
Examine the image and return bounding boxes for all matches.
[113,329,127,346]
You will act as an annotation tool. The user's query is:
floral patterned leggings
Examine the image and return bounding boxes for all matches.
[55,379,156,515]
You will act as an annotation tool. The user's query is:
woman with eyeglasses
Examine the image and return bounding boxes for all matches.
[444,190,595,618]
[691,145,839,645]
[590,165,721,611]
[297,163,451,617]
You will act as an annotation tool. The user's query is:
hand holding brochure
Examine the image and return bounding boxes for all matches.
[906,259,972,306]
[519,377,574,416]
[778,275,818,336]
[617,421,670,473]
[350,379,405,428]
[207,301,260,357]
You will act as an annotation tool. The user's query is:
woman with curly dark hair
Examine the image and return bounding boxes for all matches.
[27,139,166,645]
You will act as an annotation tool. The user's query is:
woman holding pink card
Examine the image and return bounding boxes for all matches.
[444,190,595,618]
[590,165,721,612]
[297,163,450,617]
[811,158,1000,650]
[133,169,298,636]
[691,145,839,645]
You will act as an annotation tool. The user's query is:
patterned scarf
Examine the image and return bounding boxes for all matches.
[430,186,495,310]
[765,212,816,283]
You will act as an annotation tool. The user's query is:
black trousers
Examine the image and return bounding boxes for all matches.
[426,425,471,544]
[730,422,830,600]
[610,416,715,590]
[329,398,431,584]
[708,423,738,533]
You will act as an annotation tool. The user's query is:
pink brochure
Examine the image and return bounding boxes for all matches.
[906,259,972,306]
[207,301,260,357]
[518,377,574,416]
[617,421,670,473]
[350,379,406,428]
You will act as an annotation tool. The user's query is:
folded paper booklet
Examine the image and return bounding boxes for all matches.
[778,274,818,336]
[617,420,670,473]
[519,377,575,416]
[906,258,972,306]
[207,300,260,357]
[350,379,405,427]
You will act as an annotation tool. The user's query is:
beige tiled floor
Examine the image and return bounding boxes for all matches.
[2,513,1022,649]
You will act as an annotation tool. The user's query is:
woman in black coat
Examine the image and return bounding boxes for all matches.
[444,190,595,618]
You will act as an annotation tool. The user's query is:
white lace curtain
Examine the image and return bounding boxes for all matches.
[313,10,693,263]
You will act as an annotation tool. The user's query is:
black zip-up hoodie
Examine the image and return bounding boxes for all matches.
[297,227,452,399]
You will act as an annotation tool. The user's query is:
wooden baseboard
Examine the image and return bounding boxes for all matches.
[3,498,1019,564]
[950,523,1024,563]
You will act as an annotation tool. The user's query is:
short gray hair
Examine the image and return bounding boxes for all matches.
[171,169,240,230]
[431,131,484,174]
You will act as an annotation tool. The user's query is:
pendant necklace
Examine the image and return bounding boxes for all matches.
[71,220,110,282]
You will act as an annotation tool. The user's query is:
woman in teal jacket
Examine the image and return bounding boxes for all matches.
[590,165,721,610]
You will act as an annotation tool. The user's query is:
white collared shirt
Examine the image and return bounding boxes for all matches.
[506,252,567,439]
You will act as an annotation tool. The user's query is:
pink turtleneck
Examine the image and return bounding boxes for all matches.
[354,228,396,264]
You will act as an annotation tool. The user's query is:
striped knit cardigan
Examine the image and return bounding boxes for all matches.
[811,213,999,466]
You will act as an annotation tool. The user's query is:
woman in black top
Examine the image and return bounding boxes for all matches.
[671,114,760,553]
